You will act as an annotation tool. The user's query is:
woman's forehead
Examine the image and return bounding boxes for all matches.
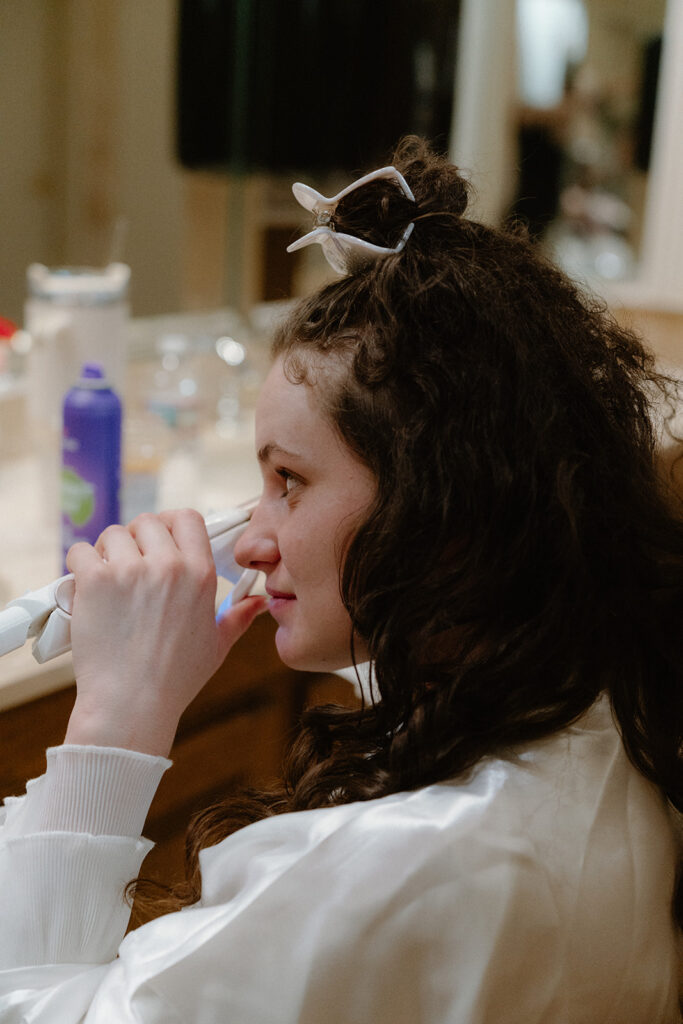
[254,357,370,472]
[256,359,333,450]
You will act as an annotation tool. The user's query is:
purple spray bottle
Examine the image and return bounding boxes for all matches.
[61,362,122,568]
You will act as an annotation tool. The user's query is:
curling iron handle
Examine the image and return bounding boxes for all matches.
[0,606,33,658]
[30,576,77,664]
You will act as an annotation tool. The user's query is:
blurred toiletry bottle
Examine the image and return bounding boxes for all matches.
[25,263,129,521]
[145,333,201,441]
[121,409,169,522]
[143,333,203,506]
[0,316,16,376]
[61,363,122,570]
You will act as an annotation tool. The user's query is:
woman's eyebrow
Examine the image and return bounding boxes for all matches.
[257,442,303,464]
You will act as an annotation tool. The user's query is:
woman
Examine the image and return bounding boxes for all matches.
[1,137,681,1022]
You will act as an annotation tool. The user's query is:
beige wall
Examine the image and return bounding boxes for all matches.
[0,0,185,323]
[0,1,66,324]
[613,308,683,371]
[0,0,300,323]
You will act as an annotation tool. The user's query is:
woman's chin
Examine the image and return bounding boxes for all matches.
[273,628,311,672]
[273,627,355,675]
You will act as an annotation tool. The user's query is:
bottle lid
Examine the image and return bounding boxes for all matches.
[27,263,130,305]
[76,362,113,389]
[156,333,190,356]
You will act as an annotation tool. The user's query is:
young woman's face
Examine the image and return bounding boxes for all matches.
[234,356,376,672]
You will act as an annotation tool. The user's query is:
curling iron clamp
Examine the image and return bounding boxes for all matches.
[0,501,260,665]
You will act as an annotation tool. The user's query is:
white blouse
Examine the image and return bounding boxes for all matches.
[0,696,680,1023]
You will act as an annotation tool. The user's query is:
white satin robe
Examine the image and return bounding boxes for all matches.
[0,696,680,1023]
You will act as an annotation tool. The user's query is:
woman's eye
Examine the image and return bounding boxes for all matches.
[276,468,298,496]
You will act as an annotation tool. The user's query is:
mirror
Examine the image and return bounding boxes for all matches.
[512,0,666,288]
[453,0,683,312]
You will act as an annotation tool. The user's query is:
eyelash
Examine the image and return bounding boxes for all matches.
[275,468,299,496]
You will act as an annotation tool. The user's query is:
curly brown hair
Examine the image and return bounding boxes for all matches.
[131,137,683,924]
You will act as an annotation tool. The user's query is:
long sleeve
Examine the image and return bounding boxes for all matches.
[0,699,678,1023]
[0,745,170,969]
[3,768,569,1024]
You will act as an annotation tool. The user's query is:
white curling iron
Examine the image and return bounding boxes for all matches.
[0,501,259,665]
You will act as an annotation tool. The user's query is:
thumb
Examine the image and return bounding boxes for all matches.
[215,594,269,655]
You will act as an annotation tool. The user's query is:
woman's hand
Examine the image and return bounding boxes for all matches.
[63,509,267,757]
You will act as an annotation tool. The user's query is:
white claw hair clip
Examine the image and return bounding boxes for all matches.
[286,165,416,274]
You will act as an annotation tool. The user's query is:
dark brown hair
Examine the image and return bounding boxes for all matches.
[131,137,683,924]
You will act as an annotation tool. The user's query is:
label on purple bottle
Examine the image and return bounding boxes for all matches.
[61,363,122,564]
[61,465,96,527]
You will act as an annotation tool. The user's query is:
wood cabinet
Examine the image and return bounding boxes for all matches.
[0,616,358,888]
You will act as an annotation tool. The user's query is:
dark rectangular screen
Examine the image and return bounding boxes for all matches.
[177,0,460,175]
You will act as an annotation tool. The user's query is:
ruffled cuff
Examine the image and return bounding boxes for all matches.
[1,745,171,839]
[0,832,154,967]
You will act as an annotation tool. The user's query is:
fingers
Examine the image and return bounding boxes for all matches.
[158,508,213,563]
[67,507,223,621]
[85,509,210,562]
[95,523,142,562]
[66,509,214,595]
[127,511,184,558]
[215,594,269,657]
[65,540,104,574]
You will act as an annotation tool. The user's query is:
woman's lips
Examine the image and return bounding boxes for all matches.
[266,587,296,615]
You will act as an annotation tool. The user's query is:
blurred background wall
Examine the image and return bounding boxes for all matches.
[0,0,680,337]
[0,0,185,321]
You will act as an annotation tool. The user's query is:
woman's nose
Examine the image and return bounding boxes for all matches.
[233,505,280,570]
